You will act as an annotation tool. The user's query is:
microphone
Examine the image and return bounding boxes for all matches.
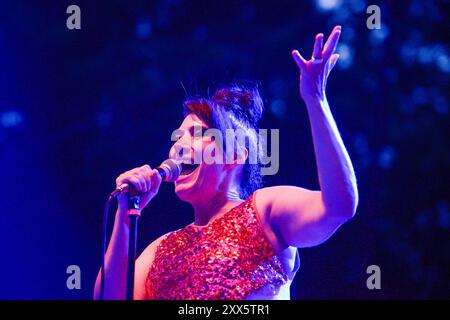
[154,158,183,182]
[111,159,182,196]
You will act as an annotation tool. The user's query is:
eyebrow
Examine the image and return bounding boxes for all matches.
[191,123,208,129]
[181,123,208,131]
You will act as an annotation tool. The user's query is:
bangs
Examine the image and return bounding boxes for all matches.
[182,99,213,127]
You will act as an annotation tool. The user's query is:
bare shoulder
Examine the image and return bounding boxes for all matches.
[140,231,173,260]
[255,186,322,217]
[134,230,175,300]
[254,186,323,250]
[256,185,319,202]
[253,187,297,253]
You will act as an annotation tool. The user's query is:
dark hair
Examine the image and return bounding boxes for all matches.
[183,84,264,199]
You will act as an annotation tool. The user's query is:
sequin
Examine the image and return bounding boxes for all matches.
[144,192,288,300]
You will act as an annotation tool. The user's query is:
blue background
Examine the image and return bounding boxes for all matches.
[0,0,448,299]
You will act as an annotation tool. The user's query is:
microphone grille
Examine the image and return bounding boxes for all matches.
[160,159,182,182]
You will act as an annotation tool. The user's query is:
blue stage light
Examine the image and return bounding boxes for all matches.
[136,17,152,39]
[1,110,23,128]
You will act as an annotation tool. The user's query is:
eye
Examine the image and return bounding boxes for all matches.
[189,126,204,138]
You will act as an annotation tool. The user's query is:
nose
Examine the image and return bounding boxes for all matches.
[169,142,185,160]
[169,130,192,161]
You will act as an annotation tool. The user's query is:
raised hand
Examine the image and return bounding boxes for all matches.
[291,25,342,103]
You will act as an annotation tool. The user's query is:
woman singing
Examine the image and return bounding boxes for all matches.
[94,25,358,300]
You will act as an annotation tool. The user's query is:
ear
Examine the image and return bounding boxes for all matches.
[224,145,248,169]
[235,145,248,165]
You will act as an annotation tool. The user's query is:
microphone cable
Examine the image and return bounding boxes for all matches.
[98,159,182,299]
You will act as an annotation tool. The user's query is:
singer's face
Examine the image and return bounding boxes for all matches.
[169,113,228,202]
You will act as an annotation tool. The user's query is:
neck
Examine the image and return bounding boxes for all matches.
[191,188,243,226]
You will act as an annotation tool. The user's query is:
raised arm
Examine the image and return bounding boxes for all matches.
[258,25,358,248]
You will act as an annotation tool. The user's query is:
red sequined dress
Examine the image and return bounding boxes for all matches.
[144,192,289,300]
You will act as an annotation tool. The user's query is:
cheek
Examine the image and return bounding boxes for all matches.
[193,145,203,162]
[200,163,224,182]
[204,139,225,159]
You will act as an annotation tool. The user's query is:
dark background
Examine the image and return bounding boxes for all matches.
[0,0,448,299]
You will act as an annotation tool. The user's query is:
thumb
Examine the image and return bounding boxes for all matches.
[291,50,307,70]
[149,169,162,195]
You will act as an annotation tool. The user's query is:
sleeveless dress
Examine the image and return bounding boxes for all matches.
[145,192,291,300]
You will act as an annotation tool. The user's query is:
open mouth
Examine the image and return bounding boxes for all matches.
[180,163,200,176]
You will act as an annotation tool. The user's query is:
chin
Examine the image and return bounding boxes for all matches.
[174,182,196,201]
[174,164,202,201]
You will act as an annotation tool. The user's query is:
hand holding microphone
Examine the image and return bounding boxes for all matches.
[100,160,182,300]
[113,159,182,213]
